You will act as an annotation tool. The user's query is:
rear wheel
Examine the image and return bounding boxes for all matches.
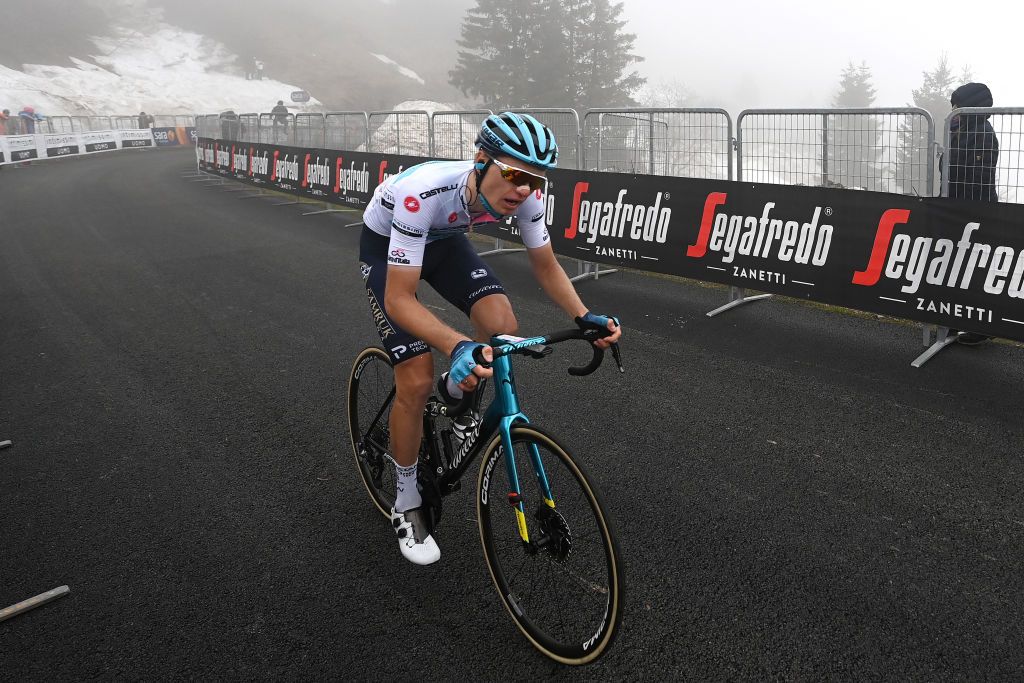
[476,425,624,665]
[347,347,396,517]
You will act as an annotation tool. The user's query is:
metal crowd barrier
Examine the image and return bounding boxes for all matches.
[367,110,431,156]
[431,109,492,160]
[737,108,935,195]
[583,108,733,180]
[258,112,295,145]
[294,113,326,148]
[324,112,369,152]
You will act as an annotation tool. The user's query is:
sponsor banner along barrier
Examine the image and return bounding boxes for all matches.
[197,137,1024,342]
[152,126,197,147]
[0,129,163,164]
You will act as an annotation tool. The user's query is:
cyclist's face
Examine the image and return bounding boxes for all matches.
[476,152,547,215]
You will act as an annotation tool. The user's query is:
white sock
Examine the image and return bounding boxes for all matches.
[394,461,421,513]
[445,373,464,400]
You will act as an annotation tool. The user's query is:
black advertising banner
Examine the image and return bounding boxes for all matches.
[196,138,1024,341]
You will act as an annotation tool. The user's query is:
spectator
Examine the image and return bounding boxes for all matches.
[943,82,999,345]
[255,60,264,81]
[271,100,289,139]
[0,108,10,135]
[17,106,43,134]
[947,82,998,202]
[137,111,155,129]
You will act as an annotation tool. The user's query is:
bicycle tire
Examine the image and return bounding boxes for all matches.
[347,347,396,518]
[476,425,624,665]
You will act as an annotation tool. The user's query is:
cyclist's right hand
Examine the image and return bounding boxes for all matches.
[449,340,493,390]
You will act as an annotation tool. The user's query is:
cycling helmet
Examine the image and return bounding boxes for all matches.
[476,112,558,169]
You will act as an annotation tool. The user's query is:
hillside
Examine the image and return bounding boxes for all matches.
[0,0,475,115]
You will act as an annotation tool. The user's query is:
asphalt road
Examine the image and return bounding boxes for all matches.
[1,149,1022,680]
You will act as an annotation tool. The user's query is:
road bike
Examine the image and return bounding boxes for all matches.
[347,327,625,665]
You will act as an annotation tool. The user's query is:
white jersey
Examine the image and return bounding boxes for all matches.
[362,160,550,267]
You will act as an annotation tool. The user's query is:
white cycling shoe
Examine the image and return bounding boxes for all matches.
[390,506,441,565]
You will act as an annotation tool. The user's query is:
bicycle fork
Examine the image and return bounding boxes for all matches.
[498,421,550,545]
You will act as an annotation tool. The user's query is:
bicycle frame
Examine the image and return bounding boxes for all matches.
[424,335,556,544]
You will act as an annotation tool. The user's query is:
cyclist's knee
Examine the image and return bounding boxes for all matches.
[394,356,433,406]
[472,296,518,338]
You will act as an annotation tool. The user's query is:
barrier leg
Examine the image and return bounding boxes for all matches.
[478,238,526,257]
[569,259,617,283]
[0,586,70,623]
[706,286,772,317]
[911,325,959,368]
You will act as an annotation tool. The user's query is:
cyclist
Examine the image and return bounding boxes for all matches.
[358,112,621,565]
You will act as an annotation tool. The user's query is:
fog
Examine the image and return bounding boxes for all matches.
[624,0,1024,112]
[1,0,1021,113]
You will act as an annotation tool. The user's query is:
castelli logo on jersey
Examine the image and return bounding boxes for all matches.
[564,183,672,245]
[448,212,458,223]
[404,196,420,213]
[686,192,833,266]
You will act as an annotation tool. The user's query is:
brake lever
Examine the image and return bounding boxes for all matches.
[610,342,624,373]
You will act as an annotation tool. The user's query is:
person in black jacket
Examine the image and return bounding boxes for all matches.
[947,82,998,201]
[945,83,999,345]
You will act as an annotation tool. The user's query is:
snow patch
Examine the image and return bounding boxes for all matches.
[369,53,426,85]
[0,21,320,117]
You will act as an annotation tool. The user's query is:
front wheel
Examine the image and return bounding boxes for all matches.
[476,425,624,665]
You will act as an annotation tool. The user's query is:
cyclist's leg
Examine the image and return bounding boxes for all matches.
[359,227,436,524]
[424,234,517,342]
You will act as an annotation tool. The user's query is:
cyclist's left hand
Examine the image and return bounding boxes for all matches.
[577,311,621,349]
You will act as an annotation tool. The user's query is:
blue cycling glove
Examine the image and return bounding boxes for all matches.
[449,340,487,385]
[577,311,620,331]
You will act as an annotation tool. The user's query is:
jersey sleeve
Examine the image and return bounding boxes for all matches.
[516,190,551,249]
[386,184,432,268]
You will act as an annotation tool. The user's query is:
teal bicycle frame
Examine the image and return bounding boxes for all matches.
[429,334,555,543]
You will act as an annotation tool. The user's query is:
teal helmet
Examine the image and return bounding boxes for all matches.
[476,112,558,169]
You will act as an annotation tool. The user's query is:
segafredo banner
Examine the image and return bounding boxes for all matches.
[198,138,420,205]
[196,137,1024,341]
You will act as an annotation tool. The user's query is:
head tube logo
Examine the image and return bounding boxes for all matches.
[404,196,421,213]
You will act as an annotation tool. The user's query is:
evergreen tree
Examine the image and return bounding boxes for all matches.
[449,0,645,111]
[567,0,645,111]
[828,61,882,189]
[896,54,957,195]
[448,0,541,109]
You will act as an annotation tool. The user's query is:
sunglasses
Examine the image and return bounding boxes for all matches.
[491,158,547,192]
